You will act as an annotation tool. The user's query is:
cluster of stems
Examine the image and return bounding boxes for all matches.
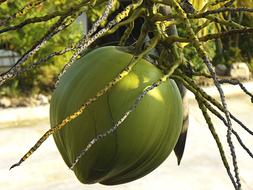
[1,0,253,189]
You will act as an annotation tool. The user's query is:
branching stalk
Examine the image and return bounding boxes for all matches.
[56,0,144,86]
[0,15,78,86]
[171,1,241,188]
[173,74,253,159]
[196,97,238,189]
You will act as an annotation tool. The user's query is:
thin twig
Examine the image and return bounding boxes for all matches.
[218,79,253,102]
[0,0,90,34]
[191,7,253,19]
[56,0,116,85]
[199,28,253,42]
[174,74,253,159]
[200,92,253,159]
[172,1,241,188]
[0,15,77,86]
[200,0,232,12]
[177,72,253,136]
[16,46,75,75]
[56,0,144,86]
[196,96,238,189]
[164,28,253,43]
[0,13,68,34]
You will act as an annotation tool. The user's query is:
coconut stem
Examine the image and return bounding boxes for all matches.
[56,0,144,86]
[171,1,241,188]
[173,73,253,159]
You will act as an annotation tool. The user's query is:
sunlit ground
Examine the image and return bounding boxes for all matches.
[0,95,253,190]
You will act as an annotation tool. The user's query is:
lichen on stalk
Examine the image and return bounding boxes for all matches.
[170,0,241,188]
[0,14,79,86]
[173,73,253,159]
[2,0,253,189]
[56,0,144,85]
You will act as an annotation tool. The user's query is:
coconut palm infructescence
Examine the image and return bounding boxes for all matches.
[5,1,253,189]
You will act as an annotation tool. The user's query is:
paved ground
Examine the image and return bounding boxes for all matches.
[0,105,49,127]
[0,94,253,190]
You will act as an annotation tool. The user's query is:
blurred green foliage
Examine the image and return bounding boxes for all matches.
[183,41,216,72]
[177,20,217,73]
[0,0,83,96]
[188,0,253,72]
[212,4,253,70]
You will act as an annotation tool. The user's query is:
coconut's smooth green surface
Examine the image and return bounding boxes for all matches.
[50,46,183,185]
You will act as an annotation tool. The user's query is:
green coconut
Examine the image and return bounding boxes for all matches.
[50,46,183,185]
